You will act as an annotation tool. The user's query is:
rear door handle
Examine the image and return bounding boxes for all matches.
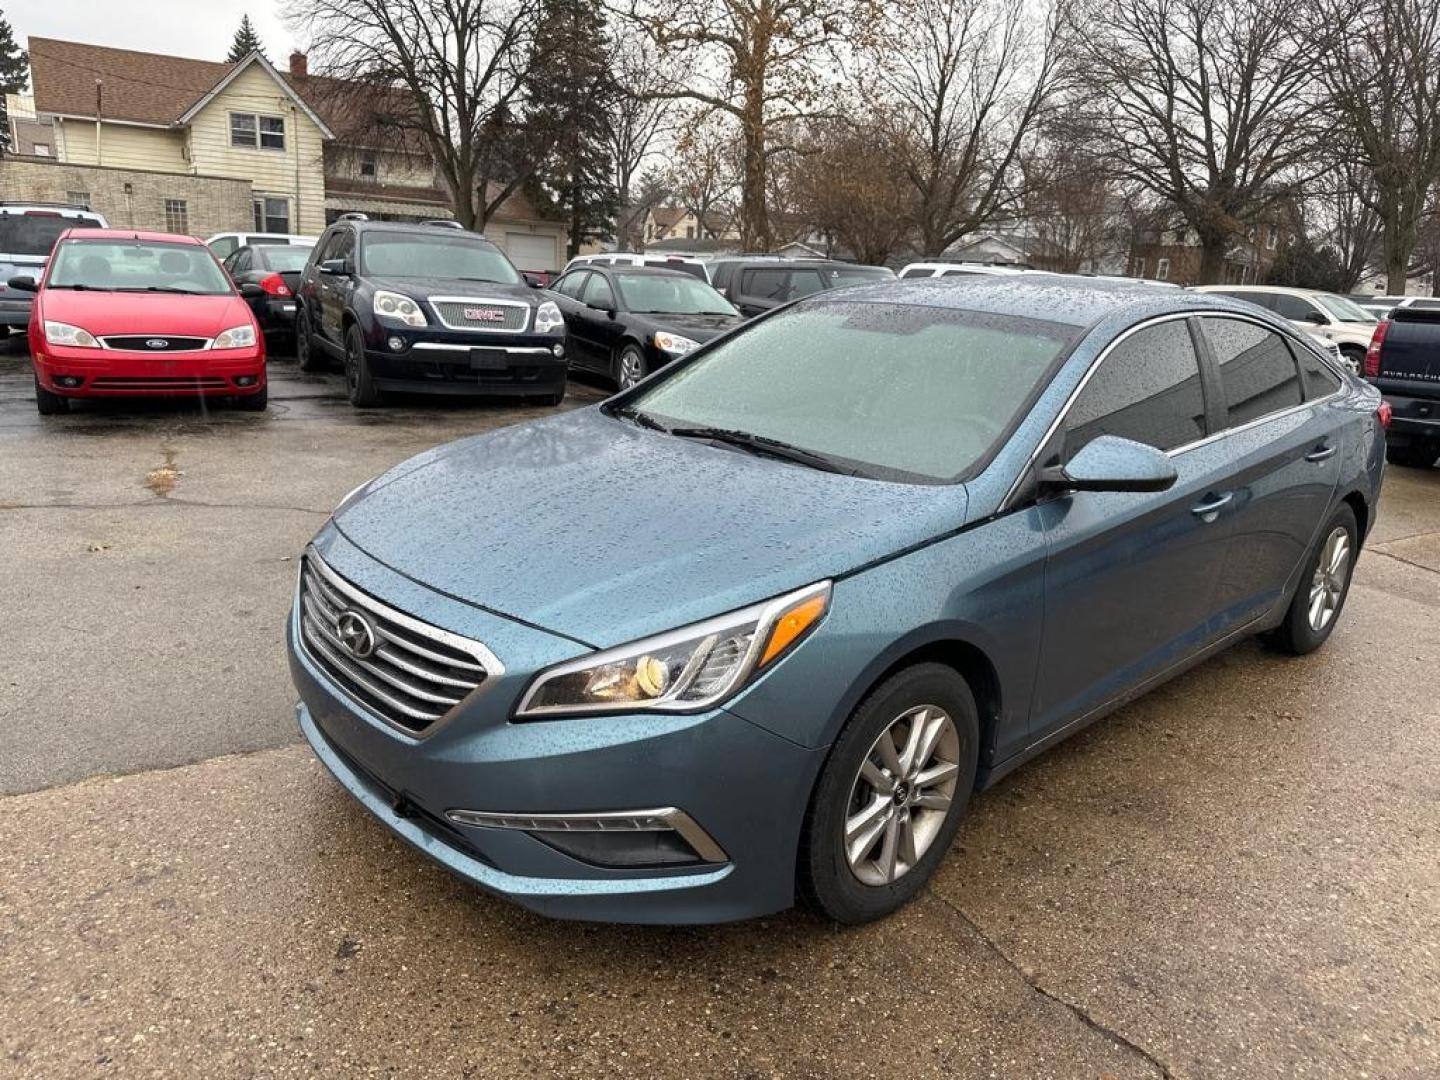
[1191,492,1234,521]
[1305,444,1337,462]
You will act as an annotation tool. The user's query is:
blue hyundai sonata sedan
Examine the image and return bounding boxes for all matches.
[288,278,1386,924]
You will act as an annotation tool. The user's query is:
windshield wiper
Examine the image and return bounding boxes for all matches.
[115,285,203,294]
[47,283,113,291]
[609,405,670,432]
[453,276,505,284]
[668,426,854,475]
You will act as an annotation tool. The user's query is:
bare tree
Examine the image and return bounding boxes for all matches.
[1072,0,1339,283]
[288,0,560,229]
[1320,0,1440,293]
[616,169,672,250]
[1017,137,1122,273]
[865,0,1070,256]
[667,109,740,238]
[605,35,677,217]
[1304,163,1383,291]
[618,0,853,250]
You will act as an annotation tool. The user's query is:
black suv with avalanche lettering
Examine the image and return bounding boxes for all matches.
[294,219,567,407]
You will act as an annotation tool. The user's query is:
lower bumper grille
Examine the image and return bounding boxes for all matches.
[89,376,229,390]
[298,551,499,735]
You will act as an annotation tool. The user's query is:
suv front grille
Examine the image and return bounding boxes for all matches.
[297,551,498,735]
[430,299,530,333]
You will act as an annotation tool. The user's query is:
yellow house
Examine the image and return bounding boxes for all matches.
[11,38,569,269]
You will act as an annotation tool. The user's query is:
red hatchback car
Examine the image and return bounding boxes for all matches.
[13,229,267,415]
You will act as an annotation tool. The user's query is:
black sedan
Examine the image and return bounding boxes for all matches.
[547,266,742,389]
[222,243,314,349]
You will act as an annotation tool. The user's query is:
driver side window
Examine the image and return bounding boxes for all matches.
[1065,320,1208,457]
[581,273,615,309]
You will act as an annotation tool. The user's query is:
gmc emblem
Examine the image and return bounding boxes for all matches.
[464,308,505,322]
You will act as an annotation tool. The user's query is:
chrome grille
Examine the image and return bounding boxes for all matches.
[430,298,530,333]
[298,551,497,735]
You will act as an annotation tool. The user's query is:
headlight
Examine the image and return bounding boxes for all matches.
[534,300,565,334]
[654,331,700,356]
[212,324,257,350]
[516,582,831,718]
[43,321,99,348]
[374,290,426,327]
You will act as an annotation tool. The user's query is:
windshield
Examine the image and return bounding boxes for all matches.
[257,246,313,272]
[615,272,737,315]
[630,301,1079,483]
[48,240,233,294]
[360,233,522,284]
[1314,293,1376,323]
[0,213,103,257]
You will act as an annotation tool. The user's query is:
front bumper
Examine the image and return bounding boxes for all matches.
[287,534,823,923]
[32,342,266,397]
[362,320,567,397]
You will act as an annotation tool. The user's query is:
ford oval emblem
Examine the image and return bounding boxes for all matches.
[145,338,169,349]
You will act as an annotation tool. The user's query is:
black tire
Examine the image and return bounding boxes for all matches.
[295,307,326,373]
[235,383,268,411]
[4,331,27,356]
[614,344,647,390]
[343,323,382,407]
[34,375,70,415]
[1267,503,1358,656]
[1386,441,1439,469]
[800,663,980,924]
[1339,344,1365,373]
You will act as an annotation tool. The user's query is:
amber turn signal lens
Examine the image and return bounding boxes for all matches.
[759,594,828,668]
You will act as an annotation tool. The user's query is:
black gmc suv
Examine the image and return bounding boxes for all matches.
[294,219,567,407]
[1365,306,1440,467]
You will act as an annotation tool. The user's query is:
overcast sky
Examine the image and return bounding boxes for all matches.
[8,0,297,68]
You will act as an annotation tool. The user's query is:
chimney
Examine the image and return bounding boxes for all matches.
[289,51,308,78]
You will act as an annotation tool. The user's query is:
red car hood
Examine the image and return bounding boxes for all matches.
[38,290,253,338]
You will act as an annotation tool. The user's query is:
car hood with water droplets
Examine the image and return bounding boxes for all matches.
[333,407,970,647]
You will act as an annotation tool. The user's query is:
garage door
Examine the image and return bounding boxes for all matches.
[506,233,558,273]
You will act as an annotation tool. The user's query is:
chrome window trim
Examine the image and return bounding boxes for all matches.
[444,806,729,864]
[1000,309,1343,512]
[297,547,504,741]
[427,295,532,333]
[409,343,555,356]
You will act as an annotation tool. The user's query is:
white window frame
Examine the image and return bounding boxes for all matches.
[66,190,90,209]
[1155,258,1170,281]
[253,195,291,233]
[33,142,51,156]
[359,152,377,178]
[163,198,189,234]
[231,112,286,151]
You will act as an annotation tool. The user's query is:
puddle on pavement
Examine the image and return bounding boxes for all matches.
[144,447,182,497]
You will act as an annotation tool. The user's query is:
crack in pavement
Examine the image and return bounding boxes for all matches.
[930,893,1175,1079]
[1369,547,1440,576]
[0,499,328,515]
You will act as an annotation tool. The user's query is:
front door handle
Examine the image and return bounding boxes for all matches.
[1190,492,1234,521]
[1305,443,1337,462]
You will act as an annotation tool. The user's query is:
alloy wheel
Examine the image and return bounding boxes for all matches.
[1307,525,1351,632]
[844,705,960,886]
[617,349,645,390]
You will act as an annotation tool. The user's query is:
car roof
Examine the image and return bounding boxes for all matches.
[598,265,704,279]
[830,275,1269,329]
[1194,284,1325,297]
[61,228,202,245]
[340,219,496,242]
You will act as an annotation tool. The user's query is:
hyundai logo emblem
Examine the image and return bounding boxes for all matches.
[145,338,169,349]
[335,609,378,660]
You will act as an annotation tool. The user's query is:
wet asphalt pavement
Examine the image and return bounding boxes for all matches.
[1,350,1437,1078]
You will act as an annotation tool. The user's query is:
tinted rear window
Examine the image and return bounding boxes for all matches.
[1203,317,1303,425]
[0,213,103,256]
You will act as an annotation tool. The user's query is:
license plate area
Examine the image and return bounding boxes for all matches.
[470,348,510,371]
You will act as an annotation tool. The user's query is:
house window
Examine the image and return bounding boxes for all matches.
[1132,257,1146,278]
[253,196,290,233]
[164,199,189,234]
[1155,258,1170,281]
[231,112,285,150]
[686,225,695,239]
[66,190,90,209]
[359,152,377,179]
[1266,226,1278,250]
[33,143,51,156]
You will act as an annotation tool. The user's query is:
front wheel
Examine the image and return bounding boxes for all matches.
[614,344,647,391]
[1339,344,1364,374]
[800,664,979,924]
[34,375,70,415]
[343,324,382,408]
[1267,504,1358,656]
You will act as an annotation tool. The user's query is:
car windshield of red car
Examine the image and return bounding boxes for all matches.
[47,240,233,295]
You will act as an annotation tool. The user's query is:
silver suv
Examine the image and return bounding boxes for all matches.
[0,202,108,343]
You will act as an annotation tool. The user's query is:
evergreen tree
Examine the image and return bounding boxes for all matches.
[523,0,617,259]
[225,15,266,64]
[0,9,29,156]
[1265,235,1350,293]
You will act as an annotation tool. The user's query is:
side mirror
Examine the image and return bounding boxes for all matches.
[6,275,37,292]
[1302,310,1327,326]
[522,271,544,288]
[319,258,352,277]
[239,282,266,299]
[1039,435,1178,495]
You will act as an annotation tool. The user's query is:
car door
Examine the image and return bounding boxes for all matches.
[318,228,356,349]
[577,272,622,369]
[549,271,596,368]
[1195,316,1343,626]
[1030,316,1238,738]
